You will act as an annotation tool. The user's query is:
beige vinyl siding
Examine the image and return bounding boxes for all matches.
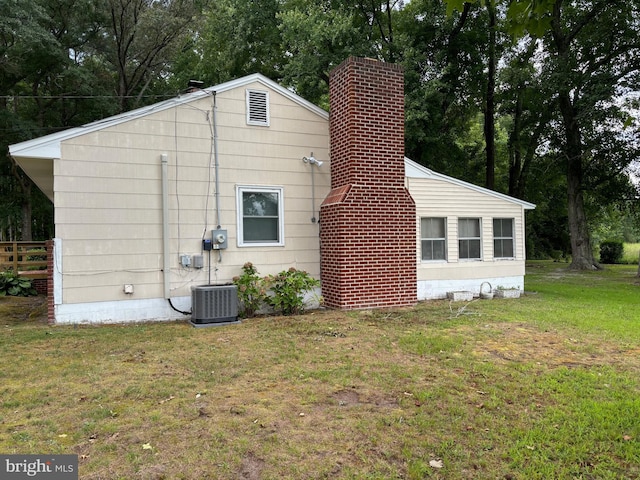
[408,176,527,282]
[55,81,329,304]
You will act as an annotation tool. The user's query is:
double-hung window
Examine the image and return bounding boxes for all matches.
[458,218,481,260]
[421,217,447,261]
[236,186,284,246]
[493,218,514,258]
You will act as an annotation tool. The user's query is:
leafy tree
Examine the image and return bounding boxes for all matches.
[0,0,59,241]
[1,0,115,240]
[279,1,374,107]
[444,0,640,269]
[399,0,484,179]
[93,0,207,111]
[498,37,552,200]
[544,0,640,269]
[170,0,283,91]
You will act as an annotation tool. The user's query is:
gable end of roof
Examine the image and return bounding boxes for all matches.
[404,158,536,209]
[9,73,328,160]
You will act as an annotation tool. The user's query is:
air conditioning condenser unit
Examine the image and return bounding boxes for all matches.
[191,284,238,326]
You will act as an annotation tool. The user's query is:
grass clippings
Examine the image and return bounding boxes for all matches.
[1,262,639,479]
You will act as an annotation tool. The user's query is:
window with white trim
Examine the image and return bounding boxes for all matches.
[493,218,514,258]
[421,217,447,261]
[246,89,269,126]
[236,186,284,246]
[458,218,481,260]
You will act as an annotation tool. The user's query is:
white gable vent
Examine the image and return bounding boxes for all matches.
[246,89,269,126]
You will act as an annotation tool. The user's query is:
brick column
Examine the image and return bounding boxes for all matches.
[320,57,417,309]
[46,239,55,324]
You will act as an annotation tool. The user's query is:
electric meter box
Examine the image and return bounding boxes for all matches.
[212,229,228,249]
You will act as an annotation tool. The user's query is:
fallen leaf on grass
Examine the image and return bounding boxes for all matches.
[142,443,153,450]
[429,459,444,469]
[623,435,632,441]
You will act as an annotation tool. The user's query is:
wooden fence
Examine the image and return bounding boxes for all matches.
[0,241,48,279]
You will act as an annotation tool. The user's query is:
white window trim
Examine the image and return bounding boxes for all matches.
[246,89,270,126]
[420,217,448,263]
[236,185,284,247]
[493,218,516,260]
[458,217,483,261]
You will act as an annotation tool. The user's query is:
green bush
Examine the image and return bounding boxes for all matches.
[599,241,624,264]
[264,268,320,316]
[232,262,267,318]
[233,264,321,317]
[0,272,38,297]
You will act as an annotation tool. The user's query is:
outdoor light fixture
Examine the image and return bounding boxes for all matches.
[302,153,323,168]
[302,152,324,223]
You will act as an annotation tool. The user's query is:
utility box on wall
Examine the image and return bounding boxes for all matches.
[212,229,228,249]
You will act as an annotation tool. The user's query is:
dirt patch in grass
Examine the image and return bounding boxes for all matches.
[0,295,47,325]
[238,452,265,479]
[466,321,640,370]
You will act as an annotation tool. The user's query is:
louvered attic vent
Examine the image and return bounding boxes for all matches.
[246,89,269,126]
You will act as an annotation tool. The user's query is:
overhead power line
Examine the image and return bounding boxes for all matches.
[0,94,178,100]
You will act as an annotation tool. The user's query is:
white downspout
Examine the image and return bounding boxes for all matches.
[213,91,221,230]
[161,153,170,299]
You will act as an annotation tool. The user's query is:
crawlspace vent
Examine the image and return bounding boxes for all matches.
[191,285,238,324]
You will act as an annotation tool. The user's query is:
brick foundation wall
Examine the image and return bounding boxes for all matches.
[46,239,55,324]
[33,278,47,295]
[320,57,417,309]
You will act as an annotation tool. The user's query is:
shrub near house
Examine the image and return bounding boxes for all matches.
[233,263,319,317]
[600,241,624,264]
[0,272,37,297]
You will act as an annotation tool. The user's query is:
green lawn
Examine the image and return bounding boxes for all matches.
[1,262,639,479]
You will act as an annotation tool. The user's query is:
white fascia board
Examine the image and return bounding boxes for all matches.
[9,94,195,160]
[9,139,63,160]
[405,157,536,210]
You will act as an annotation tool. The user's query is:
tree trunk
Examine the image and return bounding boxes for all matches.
[484,0,497,191]
[558,91,599,270]
[508,89,523,197]
[21,182,33,241]
[551,0,600,270]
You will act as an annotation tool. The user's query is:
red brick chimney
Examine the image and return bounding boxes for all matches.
[320,57,417,309]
